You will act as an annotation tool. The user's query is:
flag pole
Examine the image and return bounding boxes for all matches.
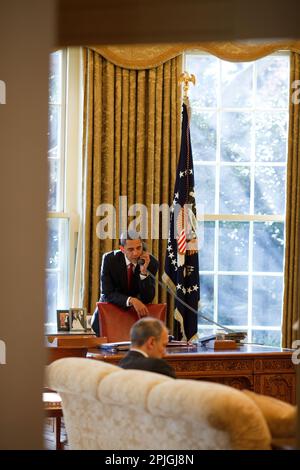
[163,70,200,341]
[179,71,196,107]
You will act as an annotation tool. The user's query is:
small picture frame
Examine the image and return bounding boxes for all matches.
[69,308,87,332]
[56,309,70,332]
[86,314,92,331]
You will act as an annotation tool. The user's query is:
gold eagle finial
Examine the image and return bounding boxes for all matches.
[179,71,196,104]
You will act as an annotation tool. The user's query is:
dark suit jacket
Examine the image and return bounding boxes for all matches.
[119,350,176,378]
[92,250,159,335]
[100,250,158,307]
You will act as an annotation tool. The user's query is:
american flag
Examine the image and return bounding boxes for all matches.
[163,102,200,341]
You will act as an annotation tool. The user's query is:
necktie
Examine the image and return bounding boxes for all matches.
[127,263,134,291]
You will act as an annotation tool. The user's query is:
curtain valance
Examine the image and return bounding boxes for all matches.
[89,41,300,69]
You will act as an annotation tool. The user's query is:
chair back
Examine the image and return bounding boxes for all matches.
[97,302,166,342]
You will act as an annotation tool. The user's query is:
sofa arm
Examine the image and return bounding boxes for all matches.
[243,390,297,439]
[45,358,120,400]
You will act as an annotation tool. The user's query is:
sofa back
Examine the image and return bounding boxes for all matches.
[46,358,271,450]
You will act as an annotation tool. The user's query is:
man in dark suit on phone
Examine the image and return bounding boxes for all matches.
[119,318,176,378]
[92,231,159,336]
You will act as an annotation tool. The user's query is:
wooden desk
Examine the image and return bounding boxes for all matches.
[87,344,296,404]
[45,332,107,364]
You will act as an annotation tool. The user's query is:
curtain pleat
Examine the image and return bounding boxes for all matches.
[282,53,300,348]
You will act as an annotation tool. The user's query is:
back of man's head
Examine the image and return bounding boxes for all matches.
[130,318,164,347]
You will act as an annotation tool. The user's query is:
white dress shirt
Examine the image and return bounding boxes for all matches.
[130,348,148,357]
[124,254,147,307]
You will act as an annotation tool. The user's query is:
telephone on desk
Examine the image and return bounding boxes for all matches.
[199,334,217,345]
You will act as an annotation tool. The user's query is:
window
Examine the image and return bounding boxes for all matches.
[46,50,69,327]
[185,52,290,346]
[46,48,83,329]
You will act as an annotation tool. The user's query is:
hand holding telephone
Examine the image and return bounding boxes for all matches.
[138,245,150,274]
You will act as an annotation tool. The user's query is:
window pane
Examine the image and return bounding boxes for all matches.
[46,218,69,325]
[49,51,62,104]
[194,165,215,213]
[252,330,281,348]
[256,56,290,109]
[218,275,248,325]
[48,104,62,212]
[220,166,250,214]
[255,112,288,162]
[221,112,252,162]
[48,159,59,211]
[198,328,216,336]
[254,166,286,215]
[219,222,249,271]
[187,55,218,108]
[252,276,283,326]
[48,50,64,215]
[253,222,284,272]
[47,218,59,269]
[191,112,217,161]
[221,61,254,108]
[48,104,60,152]
[199,274,214,323]
[199,222,215,271]
[46,272,58,325]
[47,218,68,270]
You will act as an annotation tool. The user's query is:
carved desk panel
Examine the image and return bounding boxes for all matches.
[87,344,296,404]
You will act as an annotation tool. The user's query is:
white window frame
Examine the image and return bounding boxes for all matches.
[184,51,290,344]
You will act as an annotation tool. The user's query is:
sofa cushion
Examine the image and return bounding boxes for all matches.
[243,390,297,438]
[46,358,120,399]
[97,369,171,409]
[148,379,271,450]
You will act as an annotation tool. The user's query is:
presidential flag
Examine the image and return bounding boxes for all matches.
[163,102,200,341]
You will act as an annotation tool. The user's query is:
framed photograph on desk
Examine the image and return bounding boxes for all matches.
[86,314,92,331]
[56,310,70,332]
[69,308,87,332]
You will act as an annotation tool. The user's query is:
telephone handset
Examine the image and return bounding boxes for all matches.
[138,242,148,266]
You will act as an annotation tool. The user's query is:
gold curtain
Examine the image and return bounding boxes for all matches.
[90,41,300,68]
[82,48,182,330]
[282,53,300,348]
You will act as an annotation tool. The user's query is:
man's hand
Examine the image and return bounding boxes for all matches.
[129,298,149,318]
[139,251,150,275]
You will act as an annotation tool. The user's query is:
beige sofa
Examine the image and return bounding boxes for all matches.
[45,357,274,450]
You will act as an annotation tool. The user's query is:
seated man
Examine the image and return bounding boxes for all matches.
[92,231,159,336]
[119,318,176,378]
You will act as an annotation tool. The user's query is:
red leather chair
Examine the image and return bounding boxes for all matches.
[97,302,167,343]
